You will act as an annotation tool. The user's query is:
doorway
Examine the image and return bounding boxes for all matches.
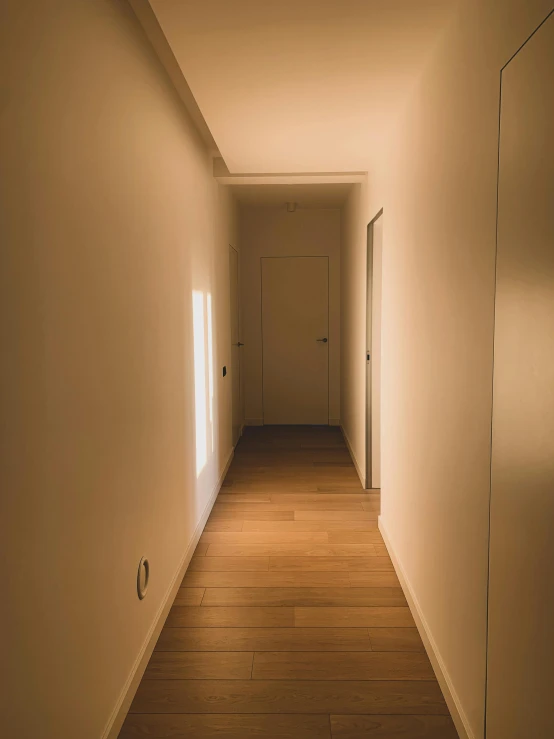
[486,12,553,738]
[366,210,383,489]
[261,256,329,424]
[229,245,242,447]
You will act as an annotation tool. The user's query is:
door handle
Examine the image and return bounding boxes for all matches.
[316,338,328,343]
[233,342,244,347]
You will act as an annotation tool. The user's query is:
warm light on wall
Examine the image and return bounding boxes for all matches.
[192,290,215,476]
[207,294,215,455]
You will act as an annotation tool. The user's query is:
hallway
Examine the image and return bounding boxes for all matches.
[121,427,457,738]
[3,2,553,737]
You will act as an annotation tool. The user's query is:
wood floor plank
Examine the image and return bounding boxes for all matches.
[217,494,272,503]
[266,493,375,502]
[201,587,407,607]
[295,607,416,628]
[362,501,381,512]
[204,520,244,532]
[316,484,367,493]
[172,588,205,606]
[221,484,338,493]
[269,556,393,571]
[368,628,425,652]
[238,455,351,463]
[200,531,330,545]
[206,543,379,557]
[213,502,364,511]
[210,510,295,521]
[129,679,449,715]
[312,460,355,466]
[181,571,351,588]
[120,714,332,739]
[187,556,270,572]
[347,572,401,587]
[155,628,372,652]
[232,461,352,470]
[231,456,316,462]
[228,463,357,473]
[294,510,378,521]
[329,715,458,738]
[244,520,379,532]
[252,651,435,680]
[144,651,253,679]
[165,606,294,628]
[193,543,209,556]
[329,532,385,546]
[226,477,361,486]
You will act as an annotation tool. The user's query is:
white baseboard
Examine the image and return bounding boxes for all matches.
[245,417,263,426]
[102,448,234,739]
[329,418,340,426]
[378,517,473,739]
[340,424,366,489]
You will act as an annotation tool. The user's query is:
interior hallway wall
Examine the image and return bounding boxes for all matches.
[340,1,553,737]
[240,207,341,425]
[0,1,236,737]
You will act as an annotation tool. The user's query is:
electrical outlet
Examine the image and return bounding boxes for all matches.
[137,557,149,600]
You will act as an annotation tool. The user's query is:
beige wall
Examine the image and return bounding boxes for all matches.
[240,207,341,425]
[340,1,553,737]
[0,1,236,737]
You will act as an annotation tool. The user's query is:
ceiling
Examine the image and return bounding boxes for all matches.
[231,183,353,208]
[149,0,456,174]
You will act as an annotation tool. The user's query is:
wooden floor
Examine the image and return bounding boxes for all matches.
[120,426,457,738]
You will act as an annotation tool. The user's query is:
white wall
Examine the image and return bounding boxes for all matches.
[240,207,341,425]
[0,1,236,737]
[340,1,553,737]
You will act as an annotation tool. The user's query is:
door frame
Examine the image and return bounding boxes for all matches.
[261,255,330,425]
[229,244,243,445]
[365,209,383,489]
[484,11,554,737]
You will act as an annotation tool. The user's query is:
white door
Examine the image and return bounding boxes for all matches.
[486,14,554,738]
[261,256,329,424]
[366,212,383,489]
[229,245,242,446]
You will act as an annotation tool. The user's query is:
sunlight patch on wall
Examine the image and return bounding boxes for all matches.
[207,293,215,454]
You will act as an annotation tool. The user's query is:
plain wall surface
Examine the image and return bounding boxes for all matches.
[149,0,456,174]
[0,1,236,737]
[487,14,554,737]
[340,1,553,737]
[240,208,341,425]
